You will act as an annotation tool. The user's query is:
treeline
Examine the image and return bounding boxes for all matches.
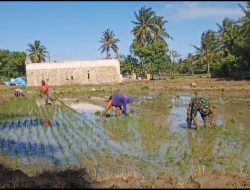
[1,2,249,80]
[178,1,250,79]
[121,2,250,79]
[0,40,50,80]
[0,49,26,79]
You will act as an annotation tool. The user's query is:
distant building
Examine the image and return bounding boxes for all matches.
[25,58,121,86]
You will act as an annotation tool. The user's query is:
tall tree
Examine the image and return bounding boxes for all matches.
[191,30,220,77]
[131,6,156,47]
[238,1,250,71]
[0,49,26,78]
[152,16,171,43]
[216,17,242,73]
[99,29,120,59]
[132,41,169,79]
[131,6,171,79]
[27,40,49,63]
[186,53,195,75]
[120,55,140,76]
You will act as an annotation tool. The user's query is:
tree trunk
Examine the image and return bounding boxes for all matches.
[207,63,211,78]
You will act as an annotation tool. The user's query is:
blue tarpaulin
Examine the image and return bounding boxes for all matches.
[4,77,27,86]
[14,77,27,86]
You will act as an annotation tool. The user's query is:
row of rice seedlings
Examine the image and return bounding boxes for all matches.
[56,109,81,166]
[131,117,168,154]
[49,110,71,167]
[92,116,133,156]
[0,120,14,155]
[66,108,119,156]
[74,112,114,156]
[55,107,87,166]
[0,124,26,171]
[61,106,127,172]
[12,120,23,159]
[60,110,98,156]
[59,107,108,164]
[37,105,69,166]
[36,105,57,163]
[101,117,135,142]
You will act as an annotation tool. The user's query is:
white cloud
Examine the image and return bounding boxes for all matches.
[164,4,177,9]
[164,2,244,21]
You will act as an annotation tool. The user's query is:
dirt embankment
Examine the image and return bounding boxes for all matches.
[91,172,250,188]
[148,78,250,91]
[0,164,91,188]
[0,163,249,188]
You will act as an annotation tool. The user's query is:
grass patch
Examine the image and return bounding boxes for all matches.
[101,117,135,142]
[132,118,168,153]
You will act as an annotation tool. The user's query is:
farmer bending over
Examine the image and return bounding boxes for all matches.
[101,93,134,117]
[14,88,25,99]
[40,80,54,105]
[186,97,214,129]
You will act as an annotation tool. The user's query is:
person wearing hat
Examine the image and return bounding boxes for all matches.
[40,80,53,105]
[186,97,214,129]
[101,93,134,117]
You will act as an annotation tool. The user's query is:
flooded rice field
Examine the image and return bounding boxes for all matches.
[0,91,250,180]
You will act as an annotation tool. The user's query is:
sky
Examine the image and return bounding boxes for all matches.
[0,1,247,61]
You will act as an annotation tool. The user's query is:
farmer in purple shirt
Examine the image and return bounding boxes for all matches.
[101,93,134,117]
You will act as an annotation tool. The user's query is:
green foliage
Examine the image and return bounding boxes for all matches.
[99,29,120,59]
[94,111,101,116]
[187,2,250,78]
[131,6,171,47]
[132,117,168,153]
[0,49,26,78]
[101,117,134,141]
[130,6,172,79]
[120,55,140,76]
[132,41,170,78]
[27,40,49,63]
[141,85,149,90]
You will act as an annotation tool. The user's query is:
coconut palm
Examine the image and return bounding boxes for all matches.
[131,6,156,47]
[217,18,241,54]
[186,53,196,75]
[152,16,171,43]
[191,30,220,77]
[120,55,139,76]
[132,7,172,47]
[99,29,120,59]
[238,1,250,66]
[26,40,49,63]
[238,2,250,36]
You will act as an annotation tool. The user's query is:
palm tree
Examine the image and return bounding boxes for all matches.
[152,16,172,43]
[238,2,250,37]
[27,40,49,63]
[121,58,139,77]
[238,1,250,68]
[186,53,195,75]
[99,29,120,59]
[131,6,156,47]
[217,18,241,54]
[132,7,172,47]
[191,30,220,77]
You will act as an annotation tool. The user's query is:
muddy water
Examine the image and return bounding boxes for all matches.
[0,92,249,179]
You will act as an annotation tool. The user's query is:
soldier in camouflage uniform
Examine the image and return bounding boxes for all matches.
[186,97,214,129]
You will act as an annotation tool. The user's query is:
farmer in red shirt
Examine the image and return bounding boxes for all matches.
[40,80,53,105]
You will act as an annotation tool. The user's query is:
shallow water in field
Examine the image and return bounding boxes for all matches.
[0,91,249,178]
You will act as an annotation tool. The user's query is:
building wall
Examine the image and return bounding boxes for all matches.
[26,59,121,86]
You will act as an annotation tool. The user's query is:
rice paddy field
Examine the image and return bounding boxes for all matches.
[0,78,250,188]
